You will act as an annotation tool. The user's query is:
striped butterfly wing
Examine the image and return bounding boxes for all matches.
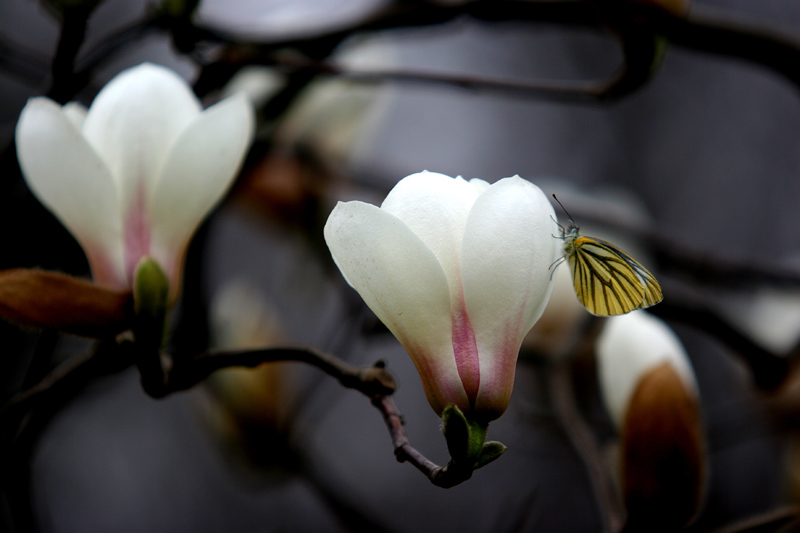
[568,236,663,316]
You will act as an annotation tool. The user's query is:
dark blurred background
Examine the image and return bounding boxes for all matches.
[2,0,800,531]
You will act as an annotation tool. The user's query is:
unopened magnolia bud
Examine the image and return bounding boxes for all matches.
[622,362,705,529]
[597,312,706,530]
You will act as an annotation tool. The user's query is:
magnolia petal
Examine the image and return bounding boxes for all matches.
[63,102,87,130]
[461,176,558,416]
[381,171,480,296]
[324,200,469,414]
[149,92,255,294]
[15,97,125,287]
[597,311,697,429]
[468,178,490,194]
[82,63,202,209]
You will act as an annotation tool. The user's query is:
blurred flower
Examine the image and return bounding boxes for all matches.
[196,0,387,41]
[210,279,284,351]
[324,171,559,421]
[204,280,297,467]
[597,311,706,530]
[219,66,284,110]
[719,285,800,354]
[15,63,255,303]
[222,39,395,231]
[273,36,396,171]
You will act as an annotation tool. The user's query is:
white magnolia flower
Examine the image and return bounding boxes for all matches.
[16,63,255,302]
[324,171,559,421]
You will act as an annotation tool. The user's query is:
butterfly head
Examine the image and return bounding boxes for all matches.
[561,223,581,256]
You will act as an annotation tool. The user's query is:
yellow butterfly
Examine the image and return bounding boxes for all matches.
[551,195,663,316]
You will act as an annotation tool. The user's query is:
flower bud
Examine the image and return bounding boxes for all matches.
[597,311,706,529]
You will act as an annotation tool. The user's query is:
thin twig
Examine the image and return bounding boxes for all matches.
[369,394,476,488]
[183,0,800,101]
[642,4,800,92]
[229,52,621,103]
[548,317,627,533]
[649,300,791,390]
[1,341,129,531]
[156,345,472,487]
[0,340,134,426]
[371,394,437,474]
[158,346,396,398]
[185,1,598,52]
[72,18,159,87]
[1,342,469,488]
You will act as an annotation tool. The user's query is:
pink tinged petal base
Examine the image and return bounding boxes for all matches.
[451,297,480,409]
[381,172,484,411]
[123,180,152,284]
[324,200,470,415]
[406,341,473,417]
[471,321,521,420]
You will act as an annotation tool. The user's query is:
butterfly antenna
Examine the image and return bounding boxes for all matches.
[551,194,575,225]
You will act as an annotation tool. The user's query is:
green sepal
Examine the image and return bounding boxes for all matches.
[475,441,507,469]
[442,404,470,461]
[442,405,489,464]
[133,257,169,354]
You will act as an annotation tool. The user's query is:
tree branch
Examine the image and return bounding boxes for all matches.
[47,5,94,103]
[183,0,800,104]
[641,3,800,92]
[371,394,479,488]
[217,51,623,104]
[155,346,396,397]
[1,341,483,488]
[649,300,792,391]
[0,340,134,427]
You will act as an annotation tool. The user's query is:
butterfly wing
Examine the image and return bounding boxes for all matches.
[568,236,663,316]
